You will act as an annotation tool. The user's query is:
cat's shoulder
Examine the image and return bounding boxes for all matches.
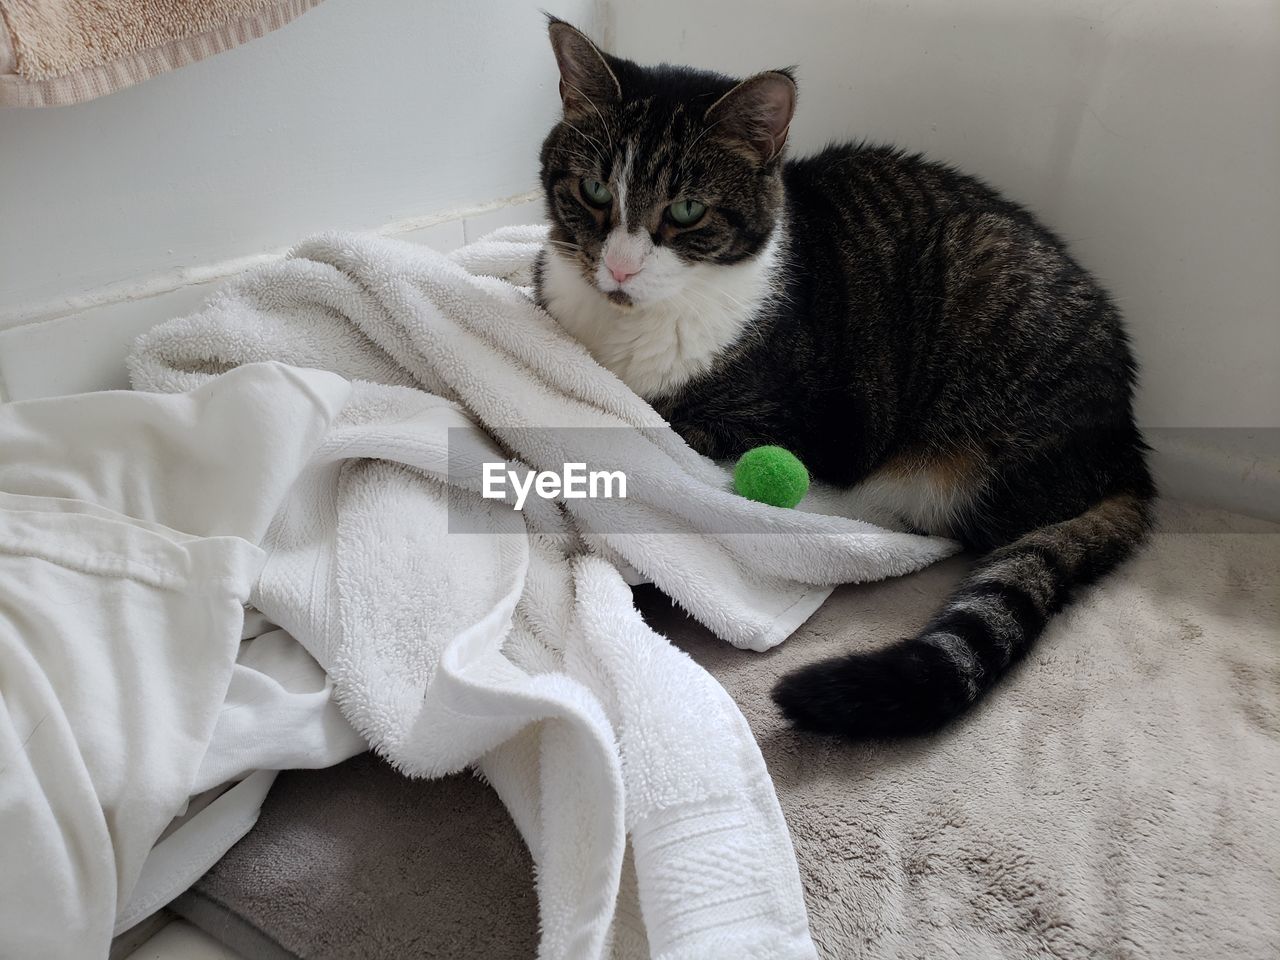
[784,140,1010,213]
[783,138,993,193]
[786,140,940,176]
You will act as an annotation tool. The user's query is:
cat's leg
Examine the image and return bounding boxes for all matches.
[800,480,910,531]
[838,447,986,538]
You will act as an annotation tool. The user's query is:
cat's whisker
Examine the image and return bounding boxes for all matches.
[560,80,614,152]
[685,117,728,155]
[681,284,755,316]
[545,240,585,257]
[559,120,607,165]
[564,149,604,171]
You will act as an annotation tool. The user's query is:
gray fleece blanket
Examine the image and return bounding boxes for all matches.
[177,502,1279,959]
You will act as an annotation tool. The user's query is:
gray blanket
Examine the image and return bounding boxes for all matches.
[177,502,1279,959]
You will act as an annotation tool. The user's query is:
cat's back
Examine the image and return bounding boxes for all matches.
[777,141,1099,324]
[782,142,1028,241]
[773,143,1004,331]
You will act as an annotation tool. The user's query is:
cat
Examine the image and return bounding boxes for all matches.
[534,17,1155,739]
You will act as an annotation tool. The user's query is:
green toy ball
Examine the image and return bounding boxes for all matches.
[733,445,810,509]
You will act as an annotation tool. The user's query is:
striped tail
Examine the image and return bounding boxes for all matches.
[772,494,1153,739]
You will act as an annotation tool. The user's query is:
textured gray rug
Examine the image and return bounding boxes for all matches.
[179,503,1279,958]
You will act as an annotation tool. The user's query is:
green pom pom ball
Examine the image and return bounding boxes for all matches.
[733,445,810,509]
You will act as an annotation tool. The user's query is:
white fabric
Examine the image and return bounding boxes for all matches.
[118,612,368,936]
[124,228,957,959]
[123,616,367,938]
[116,770,279,936]
[193,621,366,795]
[0,364,353,960]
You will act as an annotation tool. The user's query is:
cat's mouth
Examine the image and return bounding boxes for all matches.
[605,289,633,308]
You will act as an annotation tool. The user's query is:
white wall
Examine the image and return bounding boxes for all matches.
[2,0,1275,431]
[0,0,595,317]
[609,0,1280,430]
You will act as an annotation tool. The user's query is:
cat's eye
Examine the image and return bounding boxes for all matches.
[580,178,613,208]
[667,199,707,227]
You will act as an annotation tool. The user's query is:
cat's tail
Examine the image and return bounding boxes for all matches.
[771,493,1153,739]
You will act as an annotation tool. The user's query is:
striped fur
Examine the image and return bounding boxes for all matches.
[535,20,1156,739]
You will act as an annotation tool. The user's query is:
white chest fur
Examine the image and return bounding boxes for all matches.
[539,230,783,399]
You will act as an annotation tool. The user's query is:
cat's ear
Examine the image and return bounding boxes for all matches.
[547,18,621,116]
[706,70,797,164]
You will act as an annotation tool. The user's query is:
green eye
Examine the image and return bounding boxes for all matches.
[581,178,613,208]
[667,199,707,226]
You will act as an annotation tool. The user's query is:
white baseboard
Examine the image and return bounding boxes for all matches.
[1147,428,1280,523]
[0,193,543,403]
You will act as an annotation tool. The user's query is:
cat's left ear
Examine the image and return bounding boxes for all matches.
[706,70,797,164]
[547,18,621,117]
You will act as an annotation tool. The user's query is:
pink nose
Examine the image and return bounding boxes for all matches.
[606,259,642,284]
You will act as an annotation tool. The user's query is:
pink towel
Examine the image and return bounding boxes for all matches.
[0,0,323,107]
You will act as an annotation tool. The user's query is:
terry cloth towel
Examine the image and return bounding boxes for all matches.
[0,0,323,107]
[128,226,957,959]
[0,363,360,960]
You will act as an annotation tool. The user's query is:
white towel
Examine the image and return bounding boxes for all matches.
[127,228,957,958]
[132,227,954,650]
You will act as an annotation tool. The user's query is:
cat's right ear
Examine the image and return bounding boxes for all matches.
[547,17,621,116]
[706,70,797,164]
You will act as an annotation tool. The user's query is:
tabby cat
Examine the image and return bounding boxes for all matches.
[534,18,1154,739]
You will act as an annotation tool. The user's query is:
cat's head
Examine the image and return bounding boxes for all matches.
[539,18,795,309]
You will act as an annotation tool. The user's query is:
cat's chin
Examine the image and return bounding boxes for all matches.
[602,286,688,312]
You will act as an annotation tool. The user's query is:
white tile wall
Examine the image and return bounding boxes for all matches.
[387,217,466,253]
[0,285,216,402]
[462,199,545,242]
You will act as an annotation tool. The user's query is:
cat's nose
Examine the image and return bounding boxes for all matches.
[609,265,641,283]
[605,255,642,284]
